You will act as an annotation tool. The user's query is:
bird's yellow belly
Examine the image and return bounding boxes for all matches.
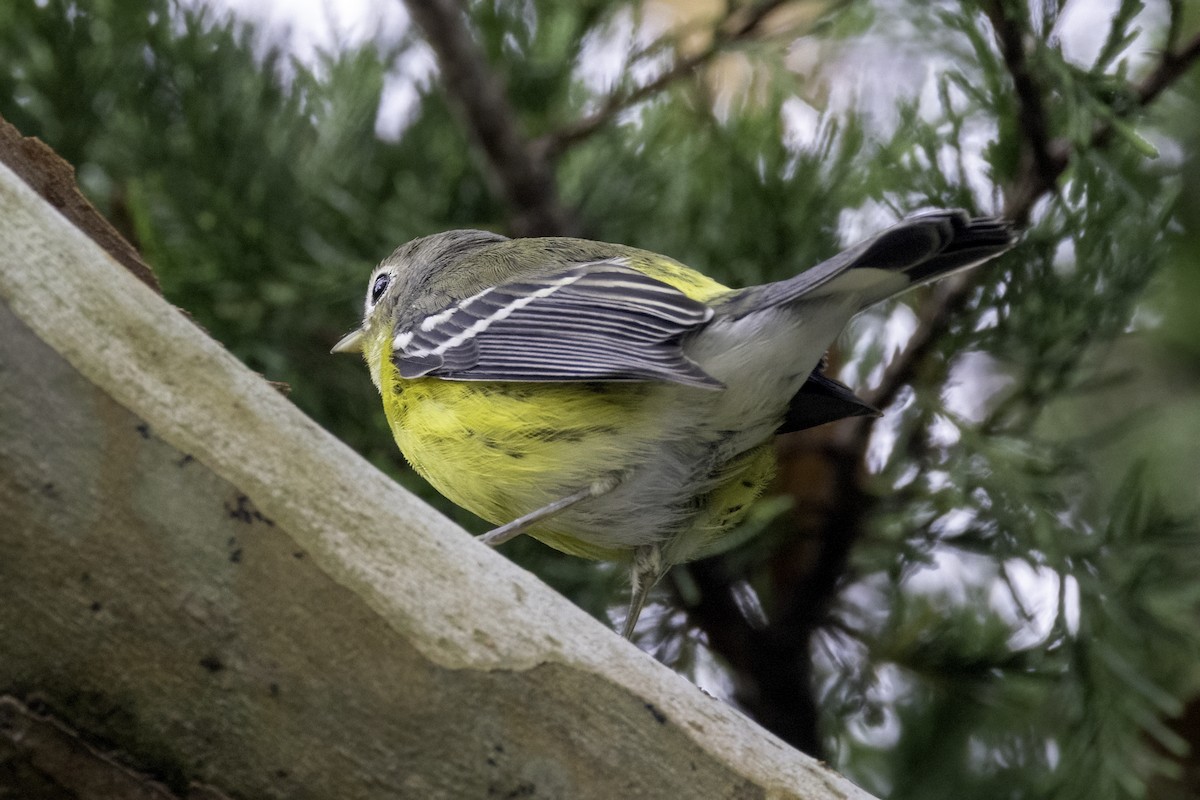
[380,359,775,562]
[383,363,649,519]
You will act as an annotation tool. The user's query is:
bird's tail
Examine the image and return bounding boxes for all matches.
[724,210,1016,316]
[861,211,1015,287]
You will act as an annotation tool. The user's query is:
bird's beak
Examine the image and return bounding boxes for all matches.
[331,328,365,354]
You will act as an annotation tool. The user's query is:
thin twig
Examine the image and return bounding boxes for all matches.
[401,0,576,237]
[1135,30,1200,108]
[862,274,976,412]
[541,0,791,155]
[983,0,1064,225]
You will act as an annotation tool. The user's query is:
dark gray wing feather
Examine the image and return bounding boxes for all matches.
[394,261,722,388]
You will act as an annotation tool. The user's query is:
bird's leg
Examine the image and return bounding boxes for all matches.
[622,543,667,639]
[477,474,621,547]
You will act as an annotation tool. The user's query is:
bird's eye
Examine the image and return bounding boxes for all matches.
[369,273,391,306]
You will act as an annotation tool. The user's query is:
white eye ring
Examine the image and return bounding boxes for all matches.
[369,273,391,306]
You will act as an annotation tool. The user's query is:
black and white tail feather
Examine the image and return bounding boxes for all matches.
[721,209,1015,317]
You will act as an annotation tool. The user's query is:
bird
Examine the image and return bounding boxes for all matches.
[333,209,1014,638]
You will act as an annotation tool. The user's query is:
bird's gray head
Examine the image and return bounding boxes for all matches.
[332,229,508,356]
[366,229,510,323]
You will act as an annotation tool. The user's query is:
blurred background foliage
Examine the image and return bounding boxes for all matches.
[3,0,1200,797]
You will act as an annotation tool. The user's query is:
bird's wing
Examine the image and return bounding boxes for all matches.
[392,260,723,389]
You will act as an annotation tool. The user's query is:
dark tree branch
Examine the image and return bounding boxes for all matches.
[685,559,825,757]
[864,26,1200,423]
[401,0,576,237]
[1136,30,1200,108]
[686,8,1200,758]
[983,0,1066,225]
[540,0,791,155]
